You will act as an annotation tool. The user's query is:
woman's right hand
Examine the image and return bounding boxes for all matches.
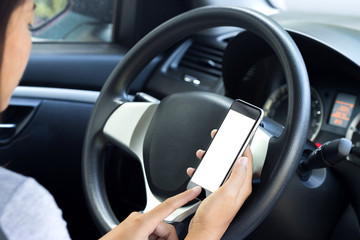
[100,186,201,240]
[185,130,253,240]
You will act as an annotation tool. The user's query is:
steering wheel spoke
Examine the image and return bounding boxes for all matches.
[103,102,157,155]
[102,101,201,222]
[251,127,273,181]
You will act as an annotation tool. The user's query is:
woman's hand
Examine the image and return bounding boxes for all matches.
[100,186,201,240]
[101,129,252,240]
[186,130,253,240]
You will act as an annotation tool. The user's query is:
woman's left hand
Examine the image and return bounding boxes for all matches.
[100,186,202,240]
[185,129,253,240]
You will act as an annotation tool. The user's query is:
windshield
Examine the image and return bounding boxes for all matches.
[269,0,360,16]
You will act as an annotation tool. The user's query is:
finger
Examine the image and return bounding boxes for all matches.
[186,167,195,177]
[222,156,249,196]
[243,146,253,160]
[242,146,253,185]
[211,129,217,138]
[151,221,178,240]
[188,218,194,232]
[148,234,157,240]
[244,147,253,172]
[222,146,253,186]
[144,186,202,224]
[196,149,205,160]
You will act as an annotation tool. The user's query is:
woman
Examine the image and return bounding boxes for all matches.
[0,0,253,239]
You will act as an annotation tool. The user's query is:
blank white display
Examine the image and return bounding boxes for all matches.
[191,109,256,193]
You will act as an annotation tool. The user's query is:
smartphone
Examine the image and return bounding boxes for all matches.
[187,99,264,197]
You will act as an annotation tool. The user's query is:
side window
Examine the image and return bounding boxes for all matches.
[31,0,114,42]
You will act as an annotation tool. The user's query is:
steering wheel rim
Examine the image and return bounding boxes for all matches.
[82,6,310,239]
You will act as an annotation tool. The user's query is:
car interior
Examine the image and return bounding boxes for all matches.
[1,0,360,239]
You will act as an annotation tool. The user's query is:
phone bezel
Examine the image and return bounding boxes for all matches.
[187,99,264,198]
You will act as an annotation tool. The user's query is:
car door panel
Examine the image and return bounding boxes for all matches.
[0,96,98,239]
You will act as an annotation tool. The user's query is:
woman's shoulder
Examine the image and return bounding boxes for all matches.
[0,166,54,218]
[0,167,30,208]
[0,167,71,239]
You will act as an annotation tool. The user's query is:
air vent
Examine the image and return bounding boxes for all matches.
[178,41,224,79]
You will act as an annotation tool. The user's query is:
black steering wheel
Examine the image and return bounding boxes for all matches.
[82,6,310,239]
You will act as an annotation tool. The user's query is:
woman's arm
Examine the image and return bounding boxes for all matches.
[0,168,71,240]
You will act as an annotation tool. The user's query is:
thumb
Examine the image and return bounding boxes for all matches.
[222,156,249,194]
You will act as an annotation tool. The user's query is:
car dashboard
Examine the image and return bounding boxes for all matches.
[138,11,360,239]
[144,12,360,164]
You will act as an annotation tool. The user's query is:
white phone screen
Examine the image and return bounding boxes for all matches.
[190,109,256,193]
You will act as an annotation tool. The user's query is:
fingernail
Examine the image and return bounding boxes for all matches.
[239,157,248,165]
[192,186,202,192]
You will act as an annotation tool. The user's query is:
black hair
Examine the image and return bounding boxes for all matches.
[0,0,26,71]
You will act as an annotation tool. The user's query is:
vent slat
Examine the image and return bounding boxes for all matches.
[179,60,222,77]
[185,49,222,64]
[178,41,224,79]
[182,55,222,70]
[190,44,223,57]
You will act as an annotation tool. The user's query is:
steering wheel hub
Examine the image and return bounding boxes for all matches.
[143,92,232,200]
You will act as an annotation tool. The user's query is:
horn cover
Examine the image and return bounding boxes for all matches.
[143,92,232,200]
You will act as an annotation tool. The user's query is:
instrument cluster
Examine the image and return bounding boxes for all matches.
[264,85,360,166]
